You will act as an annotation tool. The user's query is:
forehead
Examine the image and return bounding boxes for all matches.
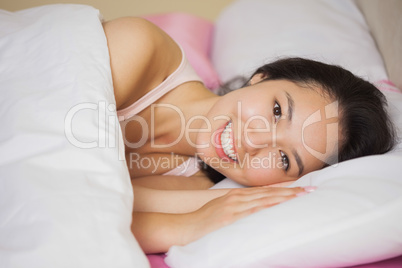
[290,90,339,173]
[272,79,327,99]
[299,114,340,173]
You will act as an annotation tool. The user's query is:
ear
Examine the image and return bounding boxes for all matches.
[249,73,267,85]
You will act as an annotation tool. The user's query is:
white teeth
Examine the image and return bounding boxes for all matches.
[221,122,237,161]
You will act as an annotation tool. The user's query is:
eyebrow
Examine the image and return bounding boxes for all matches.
[293,149,304,177]
[285,91,294,121]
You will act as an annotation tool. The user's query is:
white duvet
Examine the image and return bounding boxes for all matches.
[0,5,149,268]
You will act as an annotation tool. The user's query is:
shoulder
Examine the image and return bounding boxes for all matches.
[103,17,161,52]
[103,17,182,109]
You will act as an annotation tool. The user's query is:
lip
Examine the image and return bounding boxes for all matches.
[214,120,238,163]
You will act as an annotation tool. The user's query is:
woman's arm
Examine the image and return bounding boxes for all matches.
[131,174,215,190]
[133,184,231,213]
[132,186,306,253]
[103,17,181,109]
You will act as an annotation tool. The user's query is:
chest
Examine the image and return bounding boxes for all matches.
[125,151,193,178]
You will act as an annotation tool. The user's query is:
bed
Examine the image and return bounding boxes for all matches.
[0,0,401,267]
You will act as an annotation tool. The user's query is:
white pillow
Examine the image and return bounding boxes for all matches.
[0,5,149,268]
[165,0,402,266]
[211,0,388,84]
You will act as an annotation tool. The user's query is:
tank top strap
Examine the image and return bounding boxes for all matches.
[117,45,202,121]
[162,156,200,177]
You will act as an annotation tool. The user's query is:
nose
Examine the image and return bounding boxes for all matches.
[242,118,283,156]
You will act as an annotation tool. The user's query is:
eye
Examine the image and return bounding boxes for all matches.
[273,101,282,122]
[280,150,290,171]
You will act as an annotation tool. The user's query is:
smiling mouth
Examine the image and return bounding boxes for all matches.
[220,121,237,161]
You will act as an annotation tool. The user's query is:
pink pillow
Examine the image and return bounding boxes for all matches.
[144,13,220,91]
[147,254,402,268]
[375,80,402,93]
[147,254,168,268]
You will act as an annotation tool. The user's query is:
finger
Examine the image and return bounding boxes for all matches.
[253,194,297,209]
[258,186,305,195]
[258,186,315,196]
[222,188,317,223]
[225,194,296,215]
[235,196,297,219]
[215,195,299,227]
[254,186,305,194]
[260,185,317,192]
[227,187,305,201]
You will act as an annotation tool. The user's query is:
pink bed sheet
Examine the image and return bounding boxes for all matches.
[147,254,402,268]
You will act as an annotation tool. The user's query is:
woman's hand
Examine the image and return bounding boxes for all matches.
[180,186,306,246]
[132,186,311,253]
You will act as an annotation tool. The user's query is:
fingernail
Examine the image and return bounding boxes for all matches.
[303,186,317,193]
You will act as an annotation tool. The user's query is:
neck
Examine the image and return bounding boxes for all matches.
[151,83,220,156]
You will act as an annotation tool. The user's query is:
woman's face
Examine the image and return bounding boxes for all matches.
[196,78,340,186]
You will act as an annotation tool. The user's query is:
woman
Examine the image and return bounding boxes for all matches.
[103,17,395,253]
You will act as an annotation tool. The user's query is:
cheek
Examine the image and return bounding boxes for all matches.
[240,164,285,186]
[195,132,210,156]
